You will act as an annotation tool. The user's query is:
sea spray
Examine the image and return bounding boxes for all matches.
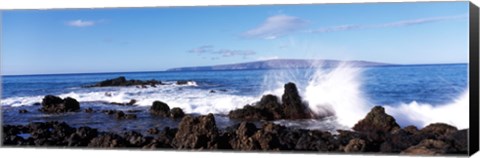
[304,62,370,128]
[384,89,469,129]
[260,61,371,128]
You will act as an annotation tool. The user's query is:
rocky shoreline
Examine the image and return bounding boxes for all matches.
[2,81,468,155]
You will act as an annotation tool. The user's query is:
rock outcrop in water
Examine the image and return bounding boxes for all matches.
[39,95,80,113]
[228,82,314,121]
[85,76,162,87]
[150,101,185,119]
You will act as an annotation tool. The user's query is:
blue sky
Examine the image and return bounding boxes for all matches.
[1,2,469,75]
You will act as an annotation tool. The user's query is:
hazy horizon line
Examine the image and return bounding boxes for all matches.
[1,58,468,77]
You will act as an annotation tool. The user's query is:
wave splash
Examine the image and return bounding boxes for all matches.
[261,62,469,129]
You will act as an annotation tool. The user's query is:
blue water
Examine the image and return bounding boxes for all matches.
[0,64,469,133]
[1,64,467,106]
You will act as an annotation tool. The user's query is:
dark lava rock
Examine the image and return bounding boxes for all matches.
[344,138,367,152]
[281,82,312,119]
[85,76,161,87]
[150,101,170,117]
[32,102,41,106]
[18,109,28,113]
[209,90,216,93]
[102,110,136,119]
[68,127,98,146]
[353,106,400,133]
[172,114,222,149]
[110,99,137,106]
[403,125,419,134]
[84,108,94,113]
[170,107,185,119]
[123,131,152,147]
[420,123,458,137]
[147,128,159,135]
[40,95,80,113]
[228,82,314,121]
[230,122,260,150]
[401,139,451,155]
[176,80,190,85]
[88,133,128,148]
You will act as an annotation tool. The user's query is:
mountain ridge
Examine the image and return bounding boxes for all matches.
[166,59,393,71]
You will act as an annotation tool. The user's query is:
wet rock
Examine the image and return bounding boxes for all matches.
[209,90,216,93]
[40,95,80,113]
[84,108,94,113]
[228,83,314,121]
[32,102,41,106]
[102,110,136,119]
[353,106,400,133]
[85,76,161,87]
[344,138,366,152]
[110,99,137,106]
[176,80,191,85]
[281,82,312,119]
[172,114,221,149]
[170,107,185,119]
[18,109,28,113]
[150,101,170,117]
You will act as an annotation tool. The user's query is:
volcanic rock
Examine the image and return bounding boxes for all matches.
[353,106,400,133]
[228,82,314,121]
[150,101,170,117]
[172,114,221,149]
[40,95,80,113]
[170,107,185,119]
[85,76,161,87]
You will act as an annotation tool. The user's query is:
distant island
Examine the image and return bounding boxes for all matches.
[166,59,393,71]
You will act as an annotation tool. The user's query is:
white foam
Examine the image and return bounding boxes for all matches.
[1,84,259,115]
[384,90,469,129]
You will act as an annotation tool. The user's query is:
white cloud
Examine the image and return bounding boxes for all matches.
[243,14,307,40]
[188,45,214,54]
[66,20,96,27]
[309,14,467,33]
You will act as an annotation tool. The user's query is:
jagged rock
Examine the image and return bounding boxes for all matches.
[228,83,313,121]
[40,95,80,113]
[353,106,400,133]
[403,125,419,134]
[401,139,451,155]
[281,82,311,119]
[88,133,128,148]
[344,138,366,152]
[150,101,170,117]
[230,122,259,150]
[420,123,458,137]
[172,114,221,149]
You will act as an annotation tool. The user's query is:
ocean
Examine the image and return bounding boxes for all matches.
[1,63,469,135]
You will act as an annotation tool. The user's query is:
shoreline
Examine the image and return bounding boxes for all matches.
[1,81,469,155]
